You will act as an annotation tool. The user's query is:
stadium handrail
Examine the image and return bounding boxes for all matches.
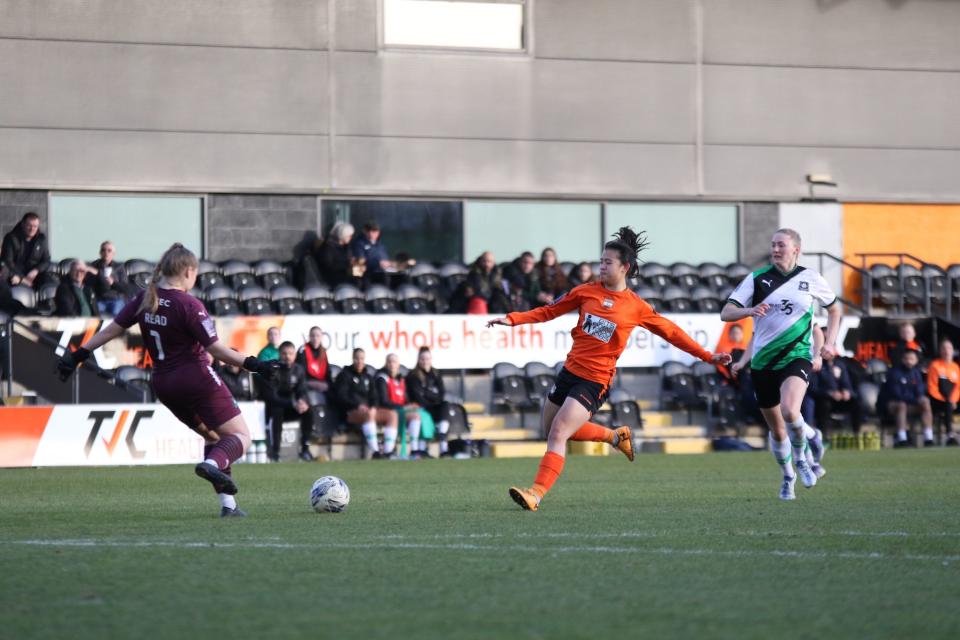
[855,252,941,318]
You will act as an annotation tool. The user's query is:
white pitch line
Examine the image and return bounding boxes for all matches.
[373,530,960,541]
[4,539,959,564]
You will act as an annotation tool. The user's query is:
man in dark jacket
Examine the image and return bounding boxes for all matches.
[885,349,934,447]
[813,357,863,434]
[1,212,50,288]
[258,341,316,462]
[89,241,134,316]
[54,260,98,317]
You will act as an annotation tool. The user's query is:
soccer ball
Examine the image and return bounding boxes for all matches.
[310,476,350,513]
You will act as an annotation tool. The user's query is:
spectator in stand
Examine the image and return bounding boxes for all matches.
[54,259,98,317]
[315,222,359,287]
[258,341,316,462]
[216,359,255,401]
[407,346,452,456]
[1,212,51,289]
[375,353,423,458]
[715,321,750,381]
[926,338,959,446]
[296,326,335,403]
[567,261,596,287]
[457,251,510,314]
[812,355,863,435]
[335,348,396,458]
[504,252,543,311]
[889,321,923,366]
[89,241,133,316]
[537,247,570,300]
[257,326,282,362]
[350,221,396,285]
[885,348,934,447]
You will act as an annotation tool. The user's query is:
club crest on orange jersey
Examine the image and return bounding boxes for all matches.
[602,298,614,308]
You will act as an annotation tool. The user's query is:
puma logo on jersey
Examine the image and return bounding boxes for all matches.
[761,278,773,287]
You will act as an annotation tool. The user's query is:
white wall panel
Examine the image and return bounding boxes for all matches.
[335,52,694,143]
[0,128,329,192]
[0,0,328,49]
[704,0,960,71]
[0,40,327,134]
[778,203,844,300]
[334,137,696,196]
[704,65,960,148]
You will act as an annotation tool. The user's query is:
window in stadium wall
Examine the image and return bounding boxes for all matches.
[48,194,203,261]
[383,0,526,52]
[321,200,463,264]
[463,201,602,263]
[605,203,738,266]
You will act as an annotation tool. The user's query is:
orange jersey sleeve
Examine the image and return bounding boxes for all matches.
[507,283,713,389]
[927,360,960,403]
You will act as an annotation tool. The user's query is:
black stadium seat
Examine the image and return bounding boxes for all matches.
[607,387,642,431]
[662,286,693,313]
[659,361,699,411]
[898,264,925,307]
[124,259,155,289]
[408,263,442,294]
[335,284,366,314]
[523,361,556,403]
[438,263,468,296]
[221,260,256,289]
[204,285,239,316]
[10,285,36,311]
[670,262,700,289]
[690,286,722,313]
[254,260,287,289]
[923,264,948,305]
[237,285,271,315]
[396,284,432,314]
[725,263,751,284]
[197,261,225,290]
[641,262,671,289]
[302,285,335,314]
[698,262,728,290]
[869,264,900,307]
[36,283,58,316]
[270,285,304,315]
[114,365,153,402]
[365,285,398,314]
[491,362,533,425]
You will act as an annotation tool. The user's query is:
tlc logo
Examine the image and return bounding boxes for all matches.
[83,410,154,459]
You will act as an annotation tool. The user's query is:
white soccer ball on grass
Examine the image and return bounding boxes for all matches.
[310,476,350,513]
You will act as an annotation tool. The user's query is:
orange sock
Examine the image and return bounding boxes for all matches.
[531,451,565,498]
[570,421,615,443]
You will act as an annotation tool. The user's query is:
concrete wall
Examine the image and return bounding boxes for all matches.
[0,0,957,201]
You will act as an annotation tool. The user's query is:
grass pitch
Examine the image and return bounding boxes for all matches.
[1,450,959,640]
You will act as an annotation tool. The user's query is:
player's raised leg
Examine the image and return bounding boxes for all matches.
[196,413,251,502]
[510,397,591,511]
[762,406,797,500]
[781,376,817,489]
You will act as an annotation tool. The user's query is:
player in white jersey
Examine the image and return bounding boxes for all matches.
[721,229,842,500]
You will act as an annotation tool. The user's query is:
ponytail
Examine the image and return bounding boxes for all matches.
[603,226,649,279]
[136,242,198,314]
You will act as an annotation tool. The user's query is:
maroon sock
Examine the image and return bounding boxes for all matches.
[205,435,244,471]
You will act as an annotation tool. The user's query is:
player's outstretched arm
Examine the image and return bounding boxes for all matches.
[642,313,724,364]
[56,321,126,381]
[720,301,769,322]
[207,340,281,380]
[485,317,513,328]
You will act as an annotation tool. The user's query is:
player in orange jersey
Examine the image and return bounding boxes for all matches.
[487,228,732,511]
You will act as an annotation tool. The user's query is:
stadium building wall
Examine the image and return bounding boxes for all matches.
[0,0,958,203]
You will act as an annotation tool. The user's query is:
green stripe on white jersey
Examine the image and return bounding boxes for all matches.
[727,265,836,371]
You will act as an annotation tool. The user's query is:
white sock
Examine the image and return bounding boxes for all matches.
[769,433,795,478]
[362,421,380,452]
[437,419,450,453]
[923,427,934,441]
[204,458,219,469]
[897,429,908,441]
[383,426,398,454]
[407,418,421,451]
[219,494,236,509]
[785,420,810,467]
[803,424,817,439]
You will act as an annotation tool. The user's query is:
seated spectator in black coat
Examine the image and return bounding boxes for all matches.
[335,348,396,458]
[350,221,394,285]
[1,212,51,288]
[885,348,934,447]
[813,357,863,434]
[258,341,317,462]
[453,251,510,314]
[504,252,543,311]
[536,247,570,301]
[216,361,255,401]
[315,222,359,287]
[89,241,134,316]
[54,260,98,317]
[407,346,453,456]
